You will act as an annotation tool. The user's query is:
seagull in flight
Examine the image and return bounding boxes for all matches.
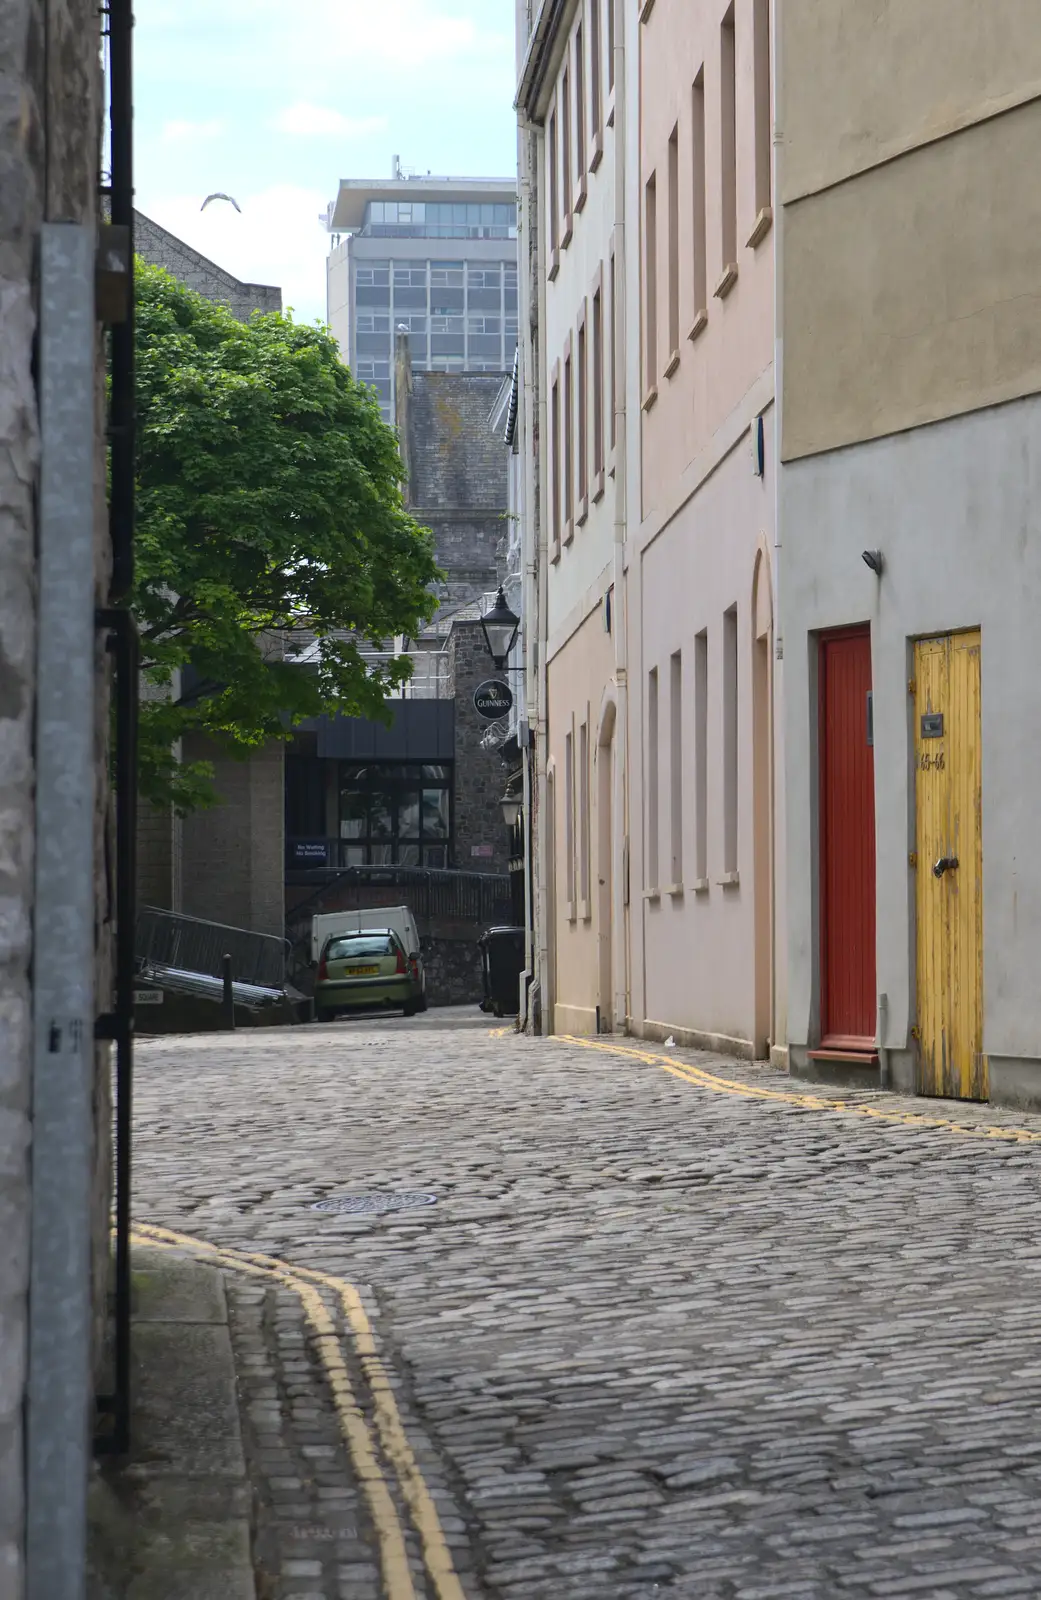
[200,193,241,213]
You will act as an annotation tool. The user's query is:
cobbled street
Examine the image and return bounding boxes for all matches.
[134,1015,1041,1600]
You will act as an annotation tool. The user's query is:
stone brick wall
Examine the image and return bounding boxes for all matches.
[135,211,282,319]
[1,0,111,1587]
[447,622,512,878]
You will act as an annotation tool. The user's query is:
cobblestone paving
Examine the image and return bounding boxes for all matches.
[135,1019,1041,1600]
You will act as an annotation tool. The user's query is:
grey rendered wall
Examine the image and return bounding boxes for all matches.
[180,737,285,938]
[781,393,1041,1093]
[2,0,111,1588]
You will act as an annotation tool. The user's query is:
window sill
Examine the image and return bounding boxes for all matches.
[577,494,589,527]
[717,870,740,888]
[643,887,662,902]
[561,215,574,250]
[581,898,592,923]
[551,535,562,564]
[590,133,603,174]
[607,448,617,479]
[567,899,577,924]
[664,348,680,380]
[714,263,738,300]
[592,468,605,504]
[666,882,684,899]
[692,877,710,894]
[606,90,616,129]
[548,248,560,283]
[639,0,656,18]
[575,176,588,214]
[687,308,708,343]
[746,206,773,249]
[563,516,574,547]
[642,385,658,413]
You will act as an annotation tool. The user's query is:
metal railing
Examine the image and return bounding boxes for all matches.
[136,907,287,990]
[285,863,512,936]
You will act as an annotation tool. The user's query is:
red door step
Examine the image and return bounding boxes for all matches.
[807,1047,879,1066]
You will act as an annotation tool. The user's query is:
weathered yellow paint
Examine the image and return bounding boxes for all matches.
[914,631,985,1100]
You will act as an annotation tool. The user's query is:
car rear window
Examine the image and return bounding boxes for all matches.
[324,935,396,960]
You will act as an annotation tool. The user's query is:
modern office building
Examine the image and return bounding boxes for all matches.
[325,162,518,421]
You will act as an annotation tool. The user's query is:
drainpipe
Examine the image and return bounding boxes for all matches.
[611,0,629,1033]
[877,992,890,1090]
[26,224,98,1600]
[770,0,785,1062]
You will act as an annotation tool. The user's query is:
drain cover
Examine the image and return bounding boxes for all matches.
[311,1192,437,1215]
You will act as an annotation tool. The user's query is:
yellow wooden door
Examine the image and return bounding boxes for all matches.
[914,631,985,1099]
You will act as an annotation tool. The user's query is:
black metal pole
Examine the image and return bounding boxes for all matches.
[108,0,134,600]
[222,954,235,1029]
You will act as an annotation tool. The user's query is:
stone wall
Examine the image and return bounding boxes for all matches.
[447,622,512,877]
[135,211,282,319]
[1,0,111,1588]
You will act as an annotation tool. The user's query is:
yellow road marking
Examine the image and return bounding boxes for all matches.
[133,1222,466,1600]
[132,1227,417,1600]
[558,1034,1041,1145]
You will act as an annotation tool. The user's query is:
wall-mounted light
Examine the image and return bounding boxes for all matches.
[500,789,523,829]
[480,587,521,669]
[862,549,884,576]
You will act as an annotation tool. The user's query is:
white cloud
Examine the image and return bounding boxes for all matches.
[161,117,224,144]
[272,104,388,139]
[139,184,332,326]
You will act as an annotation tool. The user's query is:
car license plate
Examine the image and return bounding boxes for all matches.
[346,965,379,977]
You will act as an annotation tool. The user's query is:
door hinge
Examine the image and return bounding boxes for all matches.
[908,679,916,695]
[908,852,918,869]
[910,1025,921,1040]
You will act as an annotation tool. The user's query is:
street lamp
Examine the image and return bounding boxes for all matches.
[480,587,520,670]
[500,789,523,829]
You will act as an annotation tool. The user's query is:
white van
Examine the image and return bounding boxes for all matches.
[311,906,421,966]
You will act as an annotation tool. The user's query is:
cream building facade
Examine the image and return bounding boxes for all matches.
[779,2,1041,1106]
[627,0,784,1059]
[518,0,632,1035]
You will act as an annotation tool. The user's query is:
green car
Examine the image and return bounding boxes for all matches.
[314,929,424,1022]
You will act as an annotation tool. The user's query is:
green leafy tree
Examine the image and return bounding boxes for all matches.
[133,260,439,811]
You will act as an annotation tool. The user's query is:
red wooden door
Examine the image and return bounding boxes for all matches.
[819,628,876,1046]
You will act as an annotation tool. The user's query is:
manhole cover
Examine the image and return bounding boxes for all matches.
[311,1192,437,1215]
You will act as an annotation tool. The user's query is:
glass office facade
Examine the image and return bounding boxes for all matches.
[353,257,519,420]
[361,201,517,239]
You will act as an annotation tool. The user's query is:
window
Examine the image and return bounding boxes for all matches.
[338,762,452,869]
[575,23,586,182]
[467,265,502,290]
[691,69,708,320]
[564,345,574,529]
[579,719,590,906]
[644,172,658,397]
[670,652,683,885]
[356,314,390,333]
[723,606,738,874]
[468,315,502,335]
[548,111,559,253]
[577,309,588,507]
[590,0,602,142]
[430,315,464,334]
[551,372,561,547]
[695,630,708,882]
[356,263,390,287]
[667,124,680,361]
[394,266,428,288]
[562,66,573,221]
[752,0,772,220]
[592,282,604,479]
[565,730,576,905]
[720,5,738,276]
[430,263,465,286]
[647,668,659,888]
[609,249,617,452]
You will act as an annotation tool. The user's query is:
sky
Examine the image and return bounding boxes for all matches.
[134,0,519,326]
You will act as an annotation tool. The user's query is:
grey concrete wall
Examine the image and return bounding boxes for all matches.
[781,393,1041,1099]
[2,0,111,1587]
[180,738,285,938]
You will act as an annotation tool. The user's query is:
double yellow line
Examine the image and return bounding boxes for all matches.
[133,1221,465,1600]
[559,1033,1041,1144]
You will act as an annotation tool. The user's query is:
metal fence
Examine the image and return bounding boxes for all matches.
[285,864,512,937]
[136,906,287,990]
